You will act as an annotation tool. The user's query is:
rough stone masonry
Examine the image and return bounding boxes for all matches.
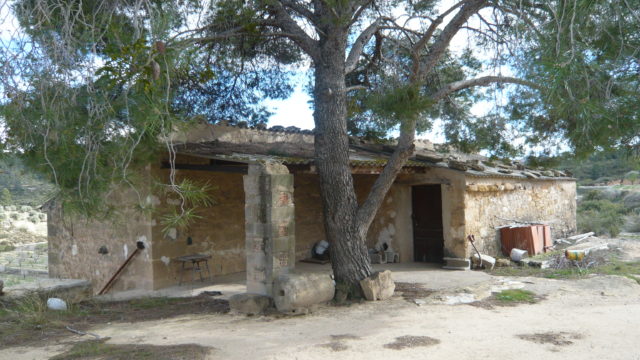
[243,161,296,296]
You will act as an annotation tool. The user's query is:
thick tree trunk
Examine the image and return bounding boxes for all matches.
[312,28,372,292]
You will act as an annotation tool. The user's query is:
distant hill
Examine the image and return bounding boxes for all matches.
[0,155,55,206]
[527,150,640,185]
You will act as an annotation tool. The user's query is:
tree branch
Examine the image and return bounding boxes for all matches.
[345,17,384,74]
[431,75,541,102]
[416,0,487,80]
[356,119,417,234]
[280,0,319,25]
[268,1,321,62]
[412,0,466,58]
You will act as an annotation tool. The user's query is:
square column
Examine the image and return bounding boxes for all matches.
[243,162,295,296]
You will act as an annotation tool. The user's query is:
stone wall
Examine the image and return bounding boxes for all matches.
[150,155,246,290]
[243,162,295,295]
[292,174,411,262]
[464,178,577,257]
[47,184,154,294]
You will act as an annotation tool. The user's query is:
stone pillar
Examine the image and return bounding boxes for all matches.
[243,162,295,296]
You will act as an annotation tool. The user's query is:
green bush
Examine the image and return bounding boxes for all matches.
[578,199,627,237]
[601,188,625,202]
[625,171,640,184]
[623,192,640,211]
[625,214,640,233]
[9,212,20,220]
[0,188,12,205]
[583,190,604,201]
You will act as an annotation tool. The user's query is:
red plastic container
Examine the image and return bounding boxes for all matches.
[500,224,552,256]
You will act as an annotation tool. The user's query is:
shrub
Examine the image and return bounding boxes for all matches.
[28,215,40,224]
[625,171,640,184]
[577,199,627,237]
[625,214,640,233]
[9,212,20,220]
[0,188,12,205]
[601,188,625,202]
[623,192,640,211]
[583,190,603,201]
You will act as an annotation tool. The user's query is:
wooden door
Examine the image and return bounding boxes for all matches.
[412,185,444,262]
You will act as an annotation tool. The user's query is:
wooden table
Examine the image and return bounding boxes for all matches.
[175,254,212,285]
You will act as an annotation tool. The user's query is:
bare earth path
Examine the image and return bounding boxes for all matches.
[3,272,640,360]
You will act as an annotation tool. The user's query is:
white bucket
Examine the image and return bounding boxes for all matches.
[510,248,528,262]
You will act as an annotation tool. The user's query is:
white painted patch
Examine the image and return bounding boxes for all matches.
[161,256,170,266]
[124,244,128,258]
[386,196,393,204]
[389,211,397,218]
[71,244,78,256]
[137,235,148,247]
[146,195,161,206]
[95,270,100,276]
[151,219,157,226]
[376,224,395,251]
[166,228,177,241]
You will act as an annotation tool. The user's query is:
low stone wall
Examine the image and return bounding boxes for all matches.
[464,178,576,257]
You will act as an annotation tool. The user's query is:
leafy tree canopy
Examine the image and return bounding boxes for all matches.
[0,0,638,215]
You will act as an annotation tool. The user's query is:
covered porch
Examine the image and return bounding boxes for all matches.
[98,262,490,302]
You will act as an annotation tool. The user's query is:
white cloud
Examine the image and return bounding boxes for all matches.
[264,84,314,129]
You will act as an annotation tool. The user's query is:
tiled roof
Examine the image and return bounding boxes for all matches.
[172,123,574,181]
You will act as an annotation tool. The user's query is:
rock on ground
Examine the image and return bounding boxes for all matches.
[273,273,335,314]
[360,270,395,301]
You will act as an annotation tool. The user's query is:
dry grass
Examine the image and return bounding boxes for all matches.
[383,335,440,350]
[0,294,229,348]
[50,339,212,359]
[517,331,583,346]
[469,289,544,309]
[394,282,433,302]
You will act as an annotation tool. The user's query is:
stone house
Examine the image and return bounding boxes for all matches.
[47,123,577,294]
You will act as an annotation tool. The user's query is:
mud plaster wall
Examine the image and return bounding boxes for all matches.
[150,155,245,290]
[48,185,154,294]
[464,178,577,257]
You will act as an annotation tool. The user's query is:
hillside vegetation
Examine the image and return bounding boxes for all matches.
[0,156,54,207]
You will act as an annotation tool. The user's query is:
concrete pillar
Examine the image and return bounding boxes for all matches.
[243,162,295,296]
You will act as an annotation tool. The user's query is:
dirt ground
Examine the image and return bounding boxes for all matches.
[2,271,640,360]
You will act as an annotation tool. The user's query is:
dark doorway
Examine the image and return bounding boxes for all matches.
[412,185,444,262]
